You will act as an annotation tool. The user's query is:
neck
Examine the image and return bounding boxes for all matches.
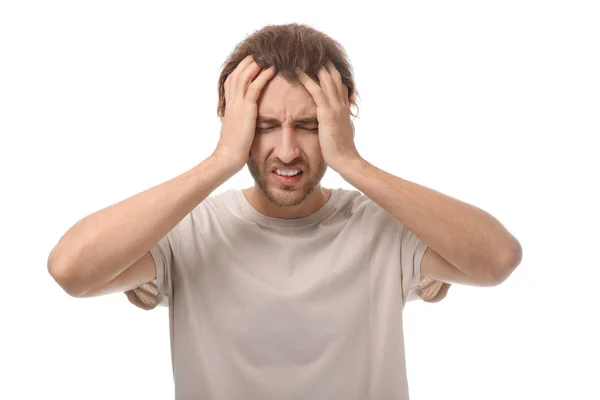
[243,185,331,219]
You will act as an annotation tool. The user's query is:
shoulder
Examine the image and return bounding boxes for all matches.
[202,188,238,210]
[189,189,239,220]
[168,189,240,242]
[338,188,390,216]
[334,188,399,229]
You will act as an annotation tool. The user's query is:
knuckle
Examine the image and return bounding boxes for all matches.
[245,87,257,99]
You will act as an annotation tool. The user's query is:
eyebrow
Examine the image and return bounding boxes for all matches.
[257,116,319,125]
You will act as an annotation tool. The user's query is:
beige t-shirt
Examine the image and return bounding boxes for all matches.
[127,188,449,399]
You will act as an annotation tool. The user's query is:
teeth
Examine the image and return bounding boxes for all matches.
[275,169,301,177]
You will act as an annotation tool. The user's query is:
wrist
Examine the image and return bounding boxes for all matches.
[330,153,364,176]
[209,150,246,175]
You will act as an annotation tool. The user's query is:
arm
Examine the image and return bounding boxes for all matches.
[48,54,276,298]
[295,62,522,288]
[338,157,522,286]
[47,155,238,297]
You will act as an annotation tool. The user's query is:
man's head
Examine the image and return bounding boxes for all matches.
[217,23,360,207]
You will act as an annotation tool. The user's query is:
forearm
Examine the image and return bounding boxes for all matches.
[338,157,521,278]
[48,154,237,293]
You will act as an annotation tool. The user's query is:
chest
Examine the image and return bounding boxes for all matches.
[171,219,402,363]
[174,226,384,362]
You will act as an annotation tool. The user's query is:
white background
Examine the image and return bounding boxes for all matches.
[1,1,599,399]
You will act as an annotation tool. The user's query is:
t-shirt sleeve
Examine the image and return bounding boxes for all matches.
[400,225,451,305]
[124,226,182,310]
[149,231,178,299]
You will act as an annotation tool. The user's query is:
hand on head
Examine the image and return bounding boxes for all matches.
[213,55,277,171]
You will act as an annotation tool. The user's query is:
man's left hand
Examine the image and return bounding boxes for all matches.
[296,61,361,171]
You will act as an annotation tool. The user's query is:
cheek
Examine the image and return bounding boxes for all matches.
[250,135,267,155]
[298,135,323,159]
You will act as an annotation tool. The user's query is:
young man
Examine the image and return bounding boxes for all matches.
[48,23,522,399]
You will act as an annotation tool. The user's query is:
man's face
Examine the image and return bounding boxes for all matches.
[247,74,327,207]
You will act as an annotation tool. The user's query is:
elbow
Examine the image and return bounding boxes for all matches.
[488,241,523,286]
[47,250,89,298]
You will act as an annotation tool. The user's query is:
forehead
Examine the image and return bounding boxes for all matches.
[257,74,317,120]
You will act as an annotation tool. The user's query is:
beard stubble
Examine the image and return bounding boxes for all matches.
[247,155,327,207]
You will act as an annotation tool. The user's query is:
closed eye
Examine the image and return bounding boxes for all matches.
[256,127,274,132]
[256,127,318,132]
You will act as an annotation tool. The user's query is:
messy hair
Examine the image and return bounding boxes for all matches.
[217,23,360,120]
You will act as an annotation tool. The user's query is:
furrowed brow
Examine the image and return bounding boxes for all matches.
[294,117,319,125]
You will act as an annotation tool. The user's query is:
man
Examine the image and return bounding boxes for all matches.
[48,23,522,399]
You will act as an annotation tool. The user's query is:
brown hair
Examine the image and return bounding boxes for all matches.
[217,23,360,120]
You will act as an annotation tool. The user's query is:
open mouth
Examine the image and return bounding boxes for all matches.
[272,168,304,185]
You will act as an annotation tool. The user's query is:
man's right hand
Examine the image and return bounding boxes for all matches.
[213,54,277,171]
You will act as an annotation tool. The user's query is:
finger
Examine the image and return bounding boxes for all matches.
[229,55,258,101]
[224,70,238,104]
[325,60,342,84]
[226,55,254,88]
[343,84,349,106]
[246,66,277,103]
[224,75,230,103]
[317,65,338,105]
[296,68,329,108]
[239,61,263,97]
[325,60,345,100]
[234,54,256,78]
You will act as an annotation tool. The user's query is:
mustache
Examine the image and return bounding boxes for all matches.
[268,158,305,169]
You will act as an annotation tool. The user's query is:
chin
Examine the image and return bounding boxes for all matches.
[261,183,313,207]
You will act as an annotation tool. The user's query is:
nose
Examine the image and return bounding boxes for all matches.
[273,127,300,163]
